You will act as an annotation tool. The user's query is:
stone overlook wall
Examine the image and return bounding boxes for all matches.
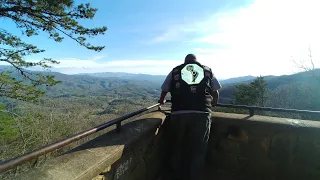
[18,110,320,180]
[208,112,320,180]
[20,110,170,180]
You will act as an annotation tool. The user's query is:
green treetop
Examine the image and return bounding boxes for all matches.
[233,76,268,107]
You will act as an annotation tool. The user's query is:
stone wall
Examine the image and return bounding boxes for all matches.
[208,112,320,180]
[19,110,170,180]
[18,110,320,180]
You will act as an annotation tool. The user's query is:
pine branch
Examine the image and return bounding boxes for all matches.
[0,0,107,101]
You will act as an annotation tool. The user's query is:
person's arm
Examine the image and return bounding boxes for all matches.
[211,90,219,106]
[210,73,222,106]
[158,71,172,104]
[159,91,168,104]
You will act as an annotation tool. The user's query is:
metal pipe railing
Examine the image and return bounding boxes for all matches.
[0,103,161,173]
[1,100,319,173]
[215,103,320,116]
[165,99,320,116]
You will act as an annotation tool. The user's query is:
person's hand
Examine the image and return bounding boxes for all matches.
[158,99,166,105]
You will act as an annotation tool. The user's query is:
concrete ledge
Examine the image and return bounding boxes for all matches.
[212,112,320,131]
[20,111,167,180]
[209,112,320,180]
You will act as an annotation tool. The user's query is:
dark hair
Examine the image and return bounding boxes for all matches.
[185,54,197,63]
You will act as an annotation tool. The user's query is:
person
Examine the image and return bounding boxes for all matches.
[158,54,221,180]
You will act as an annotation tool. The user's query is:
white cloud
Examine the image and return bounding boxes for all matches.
[92,55,106,61]
[191,0,320,78]
[147,16,219,44]
[149,29,183,44]
[145,0,320,78]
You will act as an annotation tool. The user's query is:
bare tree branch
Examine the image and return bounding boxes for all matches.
[308,46,315,70]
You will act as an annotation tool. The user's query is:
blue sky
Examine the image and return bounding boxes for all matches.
[2,0,320,79]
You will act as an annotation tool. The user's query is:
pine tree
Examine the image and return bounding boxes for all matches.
[233,76,268,106]
[0,0,107,101]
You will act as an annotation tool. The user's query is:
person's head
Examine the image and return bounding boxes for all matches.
[184,54,197,63]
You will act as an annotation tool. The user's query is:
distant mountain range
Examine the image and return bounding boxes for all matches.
[219,76,257,85]
[81,73,266,86]
[1,65,320,111]
[78,72,166,84]
[0,65,269,85]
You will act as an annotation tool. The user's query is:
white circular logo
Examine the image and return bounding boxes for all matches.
[181,64,204,85]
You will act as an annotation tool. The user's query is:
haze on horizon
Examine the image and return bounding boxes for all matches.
[2,0,320,79]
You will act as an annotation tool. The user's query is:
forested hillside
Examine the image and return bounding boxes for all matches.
[0,68,162,172]
[219,69,320,109]
[1,67,320,178]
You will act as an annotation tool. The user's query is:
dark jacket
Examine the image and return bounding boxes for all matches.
[170,61,213,112]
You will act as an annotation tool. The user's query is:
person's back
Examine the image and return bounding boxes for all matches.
[159,54,221,180]
[170,59,214,112]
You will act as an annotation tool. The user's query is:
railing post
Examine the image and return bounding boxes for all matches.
[116,122,121,133]
[249,108,254,116]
